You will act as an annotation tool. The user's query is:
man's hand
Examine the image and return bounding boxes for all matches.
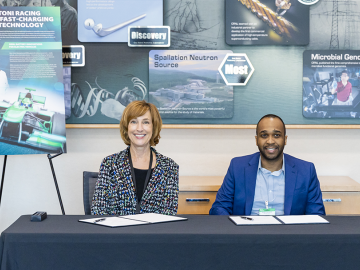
[276,0,291,9]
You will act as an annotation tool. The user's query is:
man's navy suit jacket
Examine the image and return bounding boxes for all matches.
[209,152,325,215]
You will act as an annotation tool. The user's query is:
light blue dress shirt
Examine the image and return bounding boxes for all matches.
[250,156,285,215]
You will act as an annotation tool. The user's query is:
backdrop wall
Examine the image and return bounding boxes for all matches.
[0,127,359,233]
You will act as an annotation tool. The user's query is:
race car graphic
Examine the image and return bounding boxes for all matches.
[0,87,66,152]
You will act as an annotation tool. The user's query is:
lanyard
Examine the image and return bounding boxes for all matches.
[259,168,273,205]
[128,148,153,214]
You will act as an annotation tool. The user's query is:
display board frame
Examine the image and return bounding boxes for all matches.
[10,0,360,129]
[66,124,360,129]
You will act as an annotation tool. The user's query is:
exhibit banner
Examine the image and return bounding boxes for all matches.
[78,0,163,43]
[218,53,255,86]
[0,7,66,155]
[62,45,85,67]
[128,26,170,47]
[225,0,309,45]
[303,50,360,119]
[68,43,148,124]
[149,50,234,119]
[164,0,226,50]
[298,0,320,5]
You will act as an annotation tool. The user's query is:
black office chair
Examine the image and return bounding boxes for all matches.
[83,171,98,215]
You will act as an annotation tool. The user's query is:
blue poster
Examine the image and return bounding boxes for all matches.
[0,7,66,155]
[303,50,360,119]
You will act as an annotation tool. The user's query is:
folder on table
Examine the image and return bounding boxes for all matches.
[229,216,282,225]
[229,215,329,226]
[276,215,329,225]
[79,213,187,228]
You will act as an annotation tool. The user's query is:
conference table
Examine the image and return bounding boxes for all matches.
[1,215,360,270]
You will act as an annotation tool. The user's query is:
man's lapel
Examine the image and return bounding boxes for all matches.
[284,154,297,215]
[244,153,259,215]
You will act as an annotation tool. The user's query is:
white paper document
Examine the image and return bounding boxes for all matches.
[122,213,188,223]
[79,217,148,227]
[229,216,282,225]
[276,215,329,225]
[79,213,187,228]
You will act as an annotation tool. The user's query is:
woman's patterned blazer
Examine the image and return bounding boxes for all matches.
[91,147,179,216]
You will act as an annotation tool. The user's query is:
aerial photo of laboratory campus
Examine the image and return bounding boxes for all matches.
[149,72,233,118]
[149,52,234,119]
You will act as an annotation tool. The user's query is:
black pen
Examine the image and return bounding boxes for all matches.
[240,216,253,221]
[94,218,106,223]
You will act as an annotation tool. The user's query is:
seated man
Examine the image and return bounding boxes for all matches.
[331,70,353,106]
[210,114,325,216]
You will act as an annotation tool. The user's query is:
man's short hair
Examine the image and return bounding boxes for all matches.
[341,70,349,76]
[256,114,286,135]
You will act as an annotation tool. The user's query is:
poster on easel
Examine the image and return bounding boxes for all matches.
[0,7,66,155]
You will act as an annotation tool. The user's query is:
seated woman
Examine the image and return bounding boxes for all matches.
[91,100,179,215]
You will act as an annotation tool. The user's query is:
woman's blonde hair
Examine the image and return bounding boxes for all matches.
[120,100,162,146]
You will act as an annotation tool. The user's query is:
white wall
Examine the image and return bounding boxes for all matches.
[0,128,359,232]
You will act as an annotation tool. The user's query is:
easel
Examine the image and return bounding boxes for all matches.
[0,152,65,215]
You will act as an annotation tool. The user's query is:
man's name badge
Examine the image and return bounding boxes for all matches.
[259,208,276,216]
